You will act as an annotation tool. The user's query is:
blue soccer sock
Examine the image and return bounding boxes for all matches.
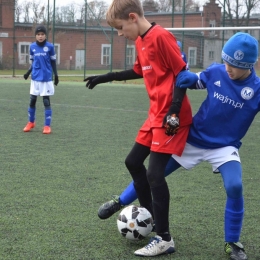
[225,196,244,242]
[120,182,137,205]
[44,109,52,126]
[28,107,36,123]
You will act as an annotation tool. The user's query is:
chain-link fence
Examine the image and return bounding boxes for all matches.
[1,0,260,76]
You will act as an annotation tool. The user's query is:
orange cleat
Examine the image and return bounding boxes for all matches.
[43,126,51,134]
[23,122,35,132]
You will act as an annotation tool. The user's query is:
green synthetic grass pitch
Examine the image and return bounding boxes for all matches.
[0,79,259,259]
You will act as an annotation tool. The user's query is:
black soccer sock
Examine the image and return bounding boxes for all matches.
[157,232,171,242]
[151,182,171,240]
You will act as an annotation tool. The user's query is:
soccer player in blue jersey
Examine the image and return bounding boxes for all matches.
[23,25,59,134]
[177,41,189,70]
[98,32,259,260]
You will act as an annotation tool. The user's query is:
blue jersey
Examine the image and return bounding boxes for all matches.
[188,63,260,149]
[181,52,187,63]
[29,41,56,82]
[181,52,189,70]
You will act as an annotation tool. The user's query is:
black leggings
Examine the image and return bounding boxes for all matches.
[125,142,172,235]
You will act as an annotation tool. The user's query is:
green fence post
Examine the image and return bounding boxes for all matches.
[84,0,87,79]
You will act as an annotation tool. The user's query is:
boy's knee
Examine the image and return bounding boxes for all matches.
[29,95,37,108]
[146,168,165,188]
[43,96,51,109]
[125,155,136,171]
[225,181,243,199]
[125,154,146,180]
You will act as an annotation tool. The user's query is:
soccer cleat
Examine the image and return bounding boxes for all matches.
[134,235,175,256]
[23,122,35,132]
[225,242,248,260]
[43,126,51,134]
[98,195,123,219]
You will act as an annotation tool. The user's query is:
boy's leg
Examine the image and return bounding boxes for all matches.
[125,142,152,214]
[98,143,150,220]
[219,161,247,260]
[23,95,37,132]
[134,151,175,256]
[98,156,181,219]
[43,96,52,134]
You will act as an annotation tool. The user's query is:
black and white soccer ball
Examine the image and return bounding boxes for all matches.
[117,205,153,241]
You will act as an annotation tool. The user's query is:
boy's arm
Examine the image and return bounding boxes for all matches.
[176,70,199,89]
[163,87,186,136]
[84,69,142,89]
[163,70,199,136]
[51,60,59,86]
[23,62,33,80]
[24,45,33,80]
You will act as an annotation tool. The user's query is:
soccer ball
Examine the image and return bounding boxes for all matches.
[117,205,153,241]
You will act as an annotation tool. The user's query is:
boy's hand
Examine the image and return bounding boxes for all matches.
[163,114,179,136]
[54,75,59,86]
[84,73,115,89]
[84,76,99,89]
[24,72,30,80]
[176,70,198,88]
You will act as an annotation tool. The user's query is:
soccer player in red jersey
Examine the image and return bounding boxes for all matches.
[84,0,192,256]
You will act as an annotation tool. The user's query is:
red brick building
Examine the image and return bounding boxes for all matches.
[0,0,259,70]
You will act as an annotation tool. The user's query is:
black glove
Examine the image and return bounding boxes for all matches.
[24,72,30,80]
[84,73,115,89]
[54,75,59,86]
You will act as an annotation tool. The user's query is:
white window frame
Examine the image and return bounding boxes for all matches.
[54,43,60,65]
[126,45,135,66]
[101,44,111,65]
[188,47,197,66]
[209,50,214,60]
[18,42,31,65]
[209,20,216,37]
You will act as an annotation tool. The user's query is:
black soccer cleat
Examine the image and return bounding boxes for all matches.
[98,195,123,219]
[225,242,248,260]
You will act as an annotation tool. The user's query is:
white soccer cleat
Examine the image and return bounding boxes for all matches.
[134,235,175,256]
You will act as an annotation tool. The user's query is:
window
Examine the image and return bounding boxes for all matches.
[209,20,216,37]
[101,44,111,65]
[54,44,60,64]
[126,45,135,66]
[209,20,215,28]
[18,42,30,65]
[209,51,214,60]
[188,47,197,66]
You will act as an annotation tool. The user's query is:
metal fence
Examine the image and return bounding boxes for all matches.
[1,0,260,76]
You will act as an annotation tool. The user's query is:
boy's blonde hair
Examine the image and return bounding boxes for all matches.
[106,0,144,26]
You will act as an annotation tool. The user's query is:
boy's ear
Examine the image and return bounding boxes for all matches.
[129,13,138,21]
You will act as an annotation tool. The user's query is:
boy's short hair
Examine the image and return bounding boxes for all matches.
[106,0,144,26]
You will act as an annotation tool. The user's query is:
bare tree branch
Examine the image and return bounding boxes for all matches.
[217,0,260,26]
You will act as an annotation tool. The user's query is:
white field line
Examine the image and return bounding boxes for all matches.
[0,98,147,113]
[2,98,260,122]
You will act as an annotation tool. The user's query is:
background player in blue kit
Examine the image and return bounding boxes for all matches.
[98,32,259,260]
[177,41,189,70]
[23,25,59,134]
